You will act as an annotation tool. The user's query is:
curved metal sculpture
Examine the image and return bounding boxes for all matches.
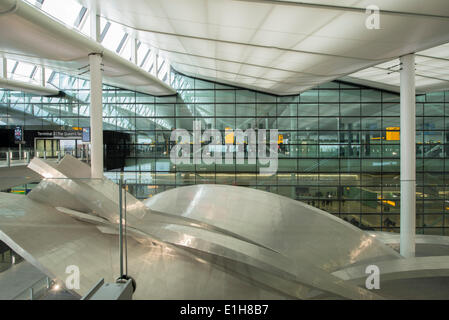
[1,155,449,299]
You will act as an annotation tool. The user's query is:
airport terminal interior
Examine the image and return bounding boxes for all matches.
[1,0,449,300]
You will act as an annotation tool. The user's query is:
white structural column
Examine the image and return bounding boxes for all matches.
[40,67,45,87]
[89,53,103,179]
[154,51,159,78]
[400,54,416,258]
[1,58,7,78]
[131,38,138,65]
[90,5,101,42]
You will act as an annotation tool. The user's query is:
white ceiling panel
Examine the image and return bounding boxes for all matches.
[5,0,446,95]
[72,0,449,94]
[208,0,274,29]
[348,43,449,93]
[276,0,449,17]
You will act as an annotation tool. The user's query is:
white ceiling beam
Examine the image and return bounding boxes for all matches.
[0,77,59,96]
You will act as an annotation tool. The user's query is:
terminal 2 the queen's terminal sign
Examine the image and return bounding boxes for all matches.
[36,130,82,139]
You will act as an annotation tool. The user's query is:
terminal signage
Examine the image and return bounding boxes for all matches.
[36,130,82,139]
[386,127,400,141]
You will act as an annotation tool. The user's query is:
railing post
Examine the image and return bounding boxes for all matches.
[6,151,10,167]
[43,151,47,160]
[119,176,124,278]
[29,288,33,300]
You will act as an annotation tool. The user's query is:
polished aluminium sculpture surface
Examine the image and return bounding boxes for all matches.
[1,155,449,299]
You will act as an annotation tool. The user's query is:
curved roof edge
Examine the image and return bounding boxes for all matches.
[0,77,59,96]
[0,0,175,96]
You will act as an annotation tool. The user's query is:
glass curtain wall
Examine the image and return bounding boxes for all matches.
[1,70,448,235]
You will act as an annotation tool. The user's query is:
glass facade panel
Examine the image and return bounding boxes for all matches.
[1,70,449,235]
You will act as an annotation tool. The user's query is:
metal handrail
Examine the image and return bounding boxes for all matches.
[12,276,53,300]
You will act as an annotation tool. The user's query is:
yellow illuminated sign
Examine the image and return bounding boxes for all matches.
[386,127,400,141]
[225,127,234,144]
[11,190,26,194]
[377,195,396,207]
[278,134,283,144]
